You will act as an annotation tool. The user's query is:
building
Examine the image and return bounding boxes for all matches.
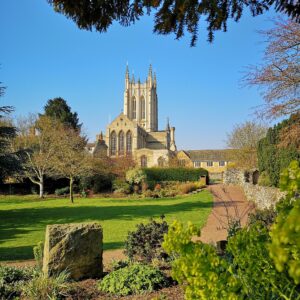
[176,149,235,174]
[90,65,177,167]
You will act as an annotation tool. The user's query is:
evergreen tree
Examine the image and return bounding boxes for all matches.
[0,83,21,181]
[43,97,82,131]
[48,0,300,46]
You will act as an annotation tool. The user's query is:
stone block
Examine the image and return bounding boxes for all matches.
[43,222,103,280]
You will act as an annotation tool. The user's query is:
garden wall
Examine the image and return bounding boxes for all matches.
[223,169,285,209]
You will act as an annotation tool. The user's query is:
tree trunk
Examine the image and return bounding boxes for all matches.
[39,176,44,198]
[70,176,74,203]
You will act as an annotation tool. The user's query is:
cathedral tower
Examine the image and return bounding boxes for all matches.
[124,65,158,132]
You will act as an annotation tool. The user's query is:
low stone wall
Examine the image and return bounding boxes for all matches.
[243,182,285,209]
[223,169,286,209]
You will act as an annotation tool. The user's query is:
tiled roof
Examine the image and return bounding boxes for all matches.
[185,149,235,161]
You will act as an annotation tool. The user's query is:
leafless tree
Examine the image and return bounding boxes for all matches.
[226,121,267,169]
[245,18,300,120]
[14,115,61,198]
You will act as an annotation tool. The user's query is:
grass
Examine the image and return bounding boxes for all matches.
[0,192,213,261]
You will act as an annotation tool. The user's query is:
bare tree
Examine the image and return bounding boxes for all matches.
[226,121,267,169]
[245,18,300,120]
[14,115,61,198]
[51,127,91,203]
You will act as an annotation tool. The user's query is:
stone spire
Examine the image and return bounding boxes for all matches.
[125,64,129,87]
[131,72,135,83]
[153,72,157,87]
[148,64,153,85]
[166,117,170,131]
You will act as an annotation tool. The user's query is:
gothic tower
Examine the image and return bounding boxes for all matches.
[123,65,158,132]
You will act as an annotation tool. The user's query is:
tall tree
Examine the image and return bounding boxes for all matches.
[245,19,300,119]
[14,115,62,198]
[48,0,300,46]
[43,97,82,131]
[0,83,21,181]
[51,127,91,203]
[226,121,267,169]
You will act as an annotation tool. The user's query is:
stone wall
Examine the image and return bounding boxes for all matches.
[223,169,285,209]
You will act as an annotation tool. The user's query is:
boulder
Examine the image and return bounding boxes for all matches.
[43,222,103,280]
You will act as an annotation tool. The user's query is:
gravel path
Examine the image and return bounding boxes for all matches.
[199,184,255,244]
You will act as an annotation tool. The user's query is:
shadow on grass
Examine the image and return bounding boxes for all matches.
[0,196,212,261]
[0,245,35,261]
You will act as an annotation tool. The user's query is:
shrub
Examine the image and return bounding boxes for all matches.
[109,259,130,271]
[144,167,208,183]
[178,182,197,194]
[126,168,147,186]
[33,241,44,270]
[80,173,113,193]
[248,208,277,229]
[54,186,69,196]
[98,264,169,296]
[269,160,300,284]
[257,114,300,187]
[124,217,169,263]
[112,179,131,194]
[0,265,34,299]
[258,171,272,187]
[163,220,298,300]
[22,271,69,300]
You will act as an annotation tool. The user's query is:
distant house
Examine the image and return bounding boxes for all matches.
[176,150,235,174]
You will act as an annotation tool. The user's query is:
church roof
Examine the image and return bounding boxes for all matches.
[185,149,235,161]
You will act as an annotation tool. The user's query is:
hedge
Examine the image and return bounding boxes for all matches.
[257,113,300,187]
[144,167,208,183]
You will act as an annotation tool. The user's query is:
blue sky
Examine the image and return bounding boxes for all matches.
[0,1,279,149]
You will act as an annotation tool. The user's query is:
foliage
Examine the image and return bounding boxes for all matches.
[43,97,81,131]
[226,121,267,169]
[33,241,44,270]
[258,114,300,186]
[109,259,130,272]
[269,160,300,284]
[245,19,300,119]
[22,270,69,300]
[80,173,113,193]
[112,179,131,194]
[126,168,147,186]
[248,207,277,229]
[51,126,91,203]
[124,217,169,263]
[162,221,241,299]
[48,0,300,46]
[98,263,169,296]
[258,171,272,187]
[0,265,34,299]
[163,219,299,300]
[0,83,21,181]
[144,167,208,183]
[55,186,70,196]
[14,115,64,198]
[178,182,198,194]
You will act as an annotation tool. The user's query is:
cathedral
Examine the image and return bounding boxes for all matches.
[90,65,177,167]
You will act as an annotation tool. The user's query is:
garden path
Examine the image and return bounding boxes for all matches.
[199,184,255,244]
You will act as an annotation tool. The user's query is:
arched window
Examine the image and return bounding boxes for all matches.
[132,97,136,119]
[141,155,147,168]
[158,156,165,167]
[118,131,124,155]
[126,131,132,155]
[140,97,145,120]
[110,131,117,156]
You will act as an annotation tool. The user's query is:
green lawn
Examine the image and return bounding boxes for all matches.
[0,192,212,261]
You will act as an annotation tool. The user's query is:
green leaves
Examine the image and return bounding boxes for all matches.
[269,160,300,284]
[98,263,169,296]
